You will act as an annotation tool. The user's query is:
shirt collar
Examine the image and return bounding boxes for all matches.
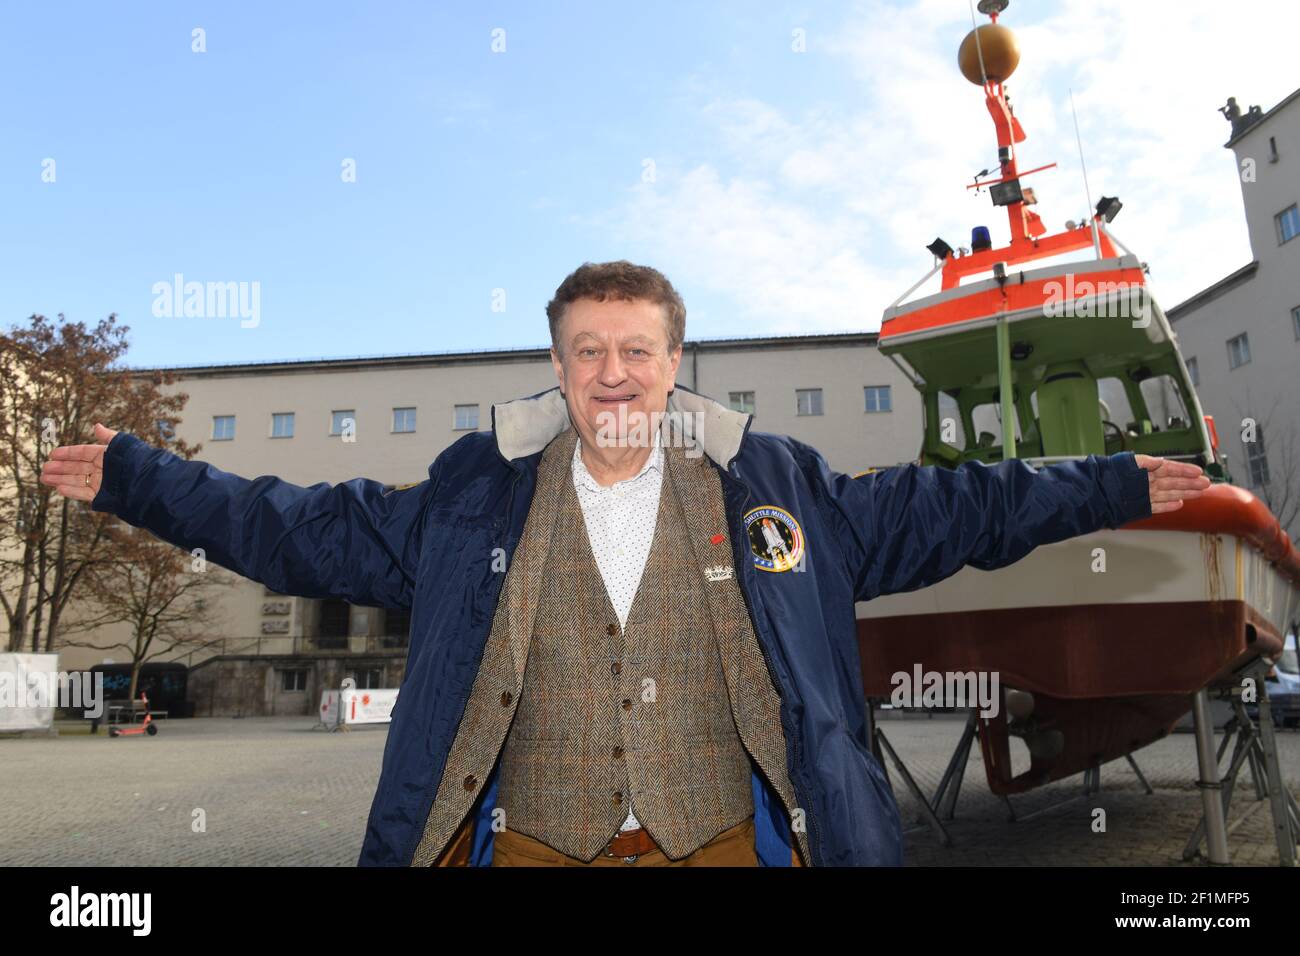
[572,430,663,492]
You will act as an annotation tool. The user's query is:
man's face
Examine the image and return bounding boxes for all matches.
[550,296,682,448]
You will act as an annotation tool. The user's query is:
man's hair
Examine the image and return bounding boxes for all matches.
[546,260,686,354]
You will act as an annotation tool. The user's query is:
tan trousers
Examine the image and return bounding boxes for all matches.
[492,817,763,867]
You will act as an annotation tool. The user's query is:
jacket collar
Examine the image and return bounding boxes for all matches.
[490,384,753,471]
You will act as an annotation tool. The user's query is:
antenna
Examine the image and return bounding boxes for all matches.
[967,0,989,86]
[1069,88,1102,259]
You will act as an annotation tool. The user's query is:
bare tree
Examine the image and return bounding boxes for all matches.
[1228,391,1299,546]
[60,524,232,702]
[0,313,196,654]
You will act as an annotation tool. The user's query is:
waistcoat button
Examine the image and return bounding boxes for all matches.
[612,746,624,759]
[500,691,513,707]
[621,699,632,711]
[606,623,618,636]
[463,775,477,791]
[613,791,623,804]
[611,662,622,675]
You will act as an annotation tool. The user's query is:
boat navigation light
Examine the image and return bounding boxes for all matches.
[926,238,955,261]
[992,261,1007,282]
[1096,195,1123,223]
[971,225,992,252]
[1065,220,1077,231]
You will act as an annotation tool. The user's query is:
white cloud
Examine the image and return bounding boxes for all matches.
[603,0,1300,335]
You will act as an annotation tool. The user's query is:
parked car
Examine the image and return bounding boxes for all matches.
[1250,633,1299,729]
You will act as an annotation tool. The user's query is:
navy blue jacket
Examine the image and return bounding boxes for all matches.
[91,385,1153,866]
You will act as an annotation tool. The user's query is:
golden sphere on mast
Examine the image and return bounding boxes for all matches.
[958,22,1020,85]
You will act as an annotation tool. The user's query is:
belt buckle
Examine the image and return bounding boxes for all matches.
[605,832,640,865]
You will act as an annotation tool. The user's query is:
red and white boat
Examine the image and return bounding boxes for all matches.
[855,0,1300,863]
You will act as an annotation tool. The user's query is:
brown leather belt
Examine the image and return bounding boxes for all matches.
[603,826,658,860]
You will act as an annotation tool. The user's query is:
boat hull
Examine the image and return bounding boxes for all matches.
[856,528,1297,793]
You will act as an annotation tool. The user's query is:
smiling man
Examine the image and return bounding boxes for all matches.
[42,260,1209,866]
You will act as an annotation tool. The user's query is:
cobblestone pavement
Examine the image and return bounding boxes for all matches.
[1,714,1297,866]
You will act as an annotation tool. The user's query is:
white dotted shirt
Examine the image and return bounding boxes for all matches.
[571,432,663,832]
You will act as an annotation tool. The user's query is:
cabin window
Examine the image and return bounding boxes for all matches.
[970,402,1022,449]
[1095,378,1136,431]
[1226,333,1251,369]
[1138,376,1189,431]
[1245,425,1270,487]
[936,391,966,448]
[795,388,824,416]
[864,386,892,413]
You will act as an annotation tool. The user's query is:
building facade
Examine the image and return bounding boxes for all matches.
[1168,87,1300,540]
[61,332,923,714]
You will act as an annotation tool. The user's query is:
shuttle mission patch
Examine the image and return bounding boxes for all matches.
[743,506,805,572]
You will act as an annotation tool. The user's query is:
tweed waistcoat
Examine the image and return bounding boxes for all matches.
[409,425,811,866]
[496,429,753,861]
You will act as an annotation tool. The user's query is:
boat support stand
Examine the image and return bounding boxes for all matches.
[1184,659,1300,866]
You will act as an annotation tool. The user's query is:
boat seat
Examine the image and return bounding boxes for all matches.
[1036,362,1105,457]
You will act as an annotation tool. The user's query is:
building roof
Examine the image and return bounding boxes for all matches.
[1225,85,1300,148]
[1167,261,1259,322]
[127,330,881,378]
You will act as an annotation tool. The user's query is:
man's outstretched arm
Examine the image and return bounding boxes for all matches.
[807,447,1210,602]
[40,422,436,609]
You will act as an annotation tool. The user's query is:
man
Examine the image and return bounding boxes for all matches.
[42,260,1209,867]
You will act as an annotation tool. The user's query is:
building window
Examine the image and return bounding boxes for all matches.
[729,391,756,415]
[212,415,235,441]
[796,388,824,416]
[383,607,411,648]
[392,407,417,433]
[1226,333,1251,369]
[1269,136,1279,163]
[1292,305,1300,340]
[330,410,355,436]
[317,599,350,649]
[279,669,307,692]
[271,412,294,439]
[1277,203,1300,244]
[1245,426,1270,488]
[864,385,892,413]
[350,668,384,690]
[1185,357,1199,386]
[454,404,480,430]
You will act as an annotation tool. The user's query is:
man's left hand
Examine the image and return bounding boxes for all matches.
[1133,454,1212,514]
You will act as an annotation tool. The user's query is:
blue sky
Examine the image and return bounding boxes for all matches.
[3,0,1297,368]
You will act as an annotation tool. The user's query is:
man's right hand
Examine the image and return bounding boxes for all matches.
[39,422,121,502]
